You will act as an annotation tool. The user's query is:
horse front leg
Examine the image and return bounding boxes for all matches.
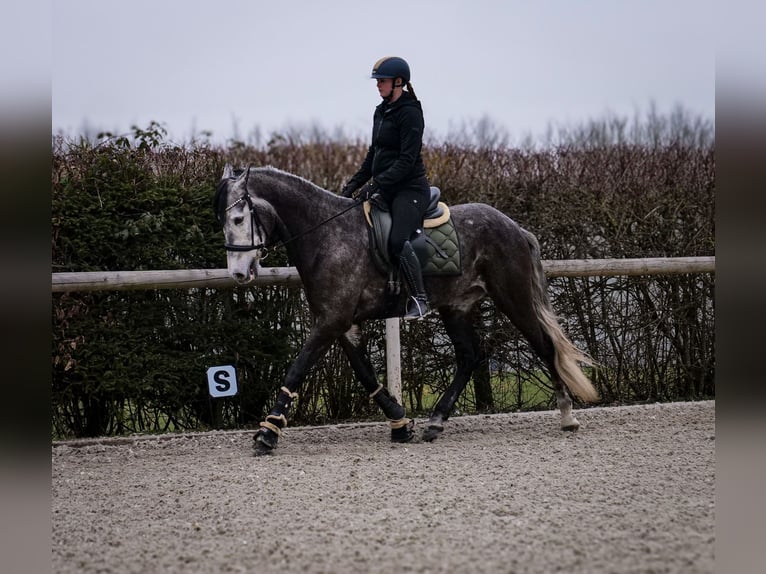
[338,324,414,443]
[254,328,335,456]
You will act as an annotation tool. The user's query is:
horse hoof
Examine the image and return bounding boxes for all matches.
[561,415,580,432]
[253,442,274,456]
[422,424,444,442]
[391,420,415,443]
[253,430,278,455]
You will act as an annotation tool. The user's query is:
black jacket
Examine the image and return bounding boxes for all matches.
[346,91,428,201]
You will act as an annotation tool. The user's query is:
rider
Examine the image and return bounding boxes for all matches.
[341,56,432,320]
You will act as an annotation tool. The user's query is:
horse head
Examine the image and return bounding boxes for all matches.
[214,164,277,284]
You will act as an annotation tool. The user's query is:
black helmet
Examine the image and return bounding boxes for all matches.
[371,56,410,83]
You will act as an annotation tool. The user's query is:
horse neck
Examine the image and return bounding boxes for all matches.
[250,170,338,234]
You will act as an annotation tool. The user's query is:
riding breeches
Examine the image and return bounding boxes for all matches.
[386,182,430,259]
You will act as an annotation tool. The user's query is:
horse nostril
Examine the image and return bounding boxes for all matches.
[232,272,247,282]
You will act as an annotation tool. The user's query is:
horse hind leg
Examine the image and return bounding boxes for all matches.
[489,284,596,432]
[533,297,599,430]
[501,303,580,430]
[338,324,414,443]
[489,229,598,430]
[556,379,580,432]
[423,308,482,442]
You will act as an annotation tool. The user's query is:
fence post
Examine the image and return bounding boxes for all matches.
[385,317,402,404]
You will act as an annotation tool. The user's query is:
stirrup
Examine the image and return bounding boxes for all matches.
[403,296,430,320]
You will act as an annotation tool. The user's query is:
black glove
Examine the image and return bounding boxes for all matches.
[340,182,357,198]
[357,180,379,201]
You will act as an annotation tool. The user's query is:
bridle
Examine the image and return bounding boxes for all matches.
[222,167,365,255]
[223,190,275,254]
[222,167,276,255]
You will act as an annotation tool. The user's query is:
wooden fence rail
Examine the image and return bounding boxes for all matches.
[51,256,715,403]
[51,257,714,293]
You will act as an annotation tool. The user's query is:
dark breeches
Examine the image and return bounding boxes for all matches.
[387,184,429,258]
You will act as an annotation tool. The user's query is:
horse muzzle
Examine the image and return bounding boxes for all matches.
[228,253,262,284]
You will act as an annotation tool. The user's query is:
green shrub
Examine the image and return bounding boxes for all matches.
[52,115,714,438]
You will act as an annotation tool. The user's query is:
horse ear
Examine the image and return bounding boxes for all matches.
[222,163,235,179]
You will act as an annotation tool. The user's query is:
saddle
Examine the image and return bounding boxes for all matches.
[363,187,462,281]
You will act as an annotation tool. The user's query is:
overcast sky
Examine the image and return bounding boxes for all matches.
[51,0,715,145]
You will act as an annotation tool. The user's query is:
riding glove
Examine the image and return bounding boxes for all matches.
[340,183,357,198]
[356,180,379,201]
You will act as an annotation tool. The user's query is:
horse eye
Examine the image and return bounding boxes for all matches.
[233,216,244,226]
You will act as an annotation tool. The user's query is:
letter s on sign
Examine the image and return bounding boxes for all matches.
[213,369,231,392]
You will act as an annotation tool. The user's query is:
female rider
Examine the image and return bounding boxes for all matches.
[341,56,431,320]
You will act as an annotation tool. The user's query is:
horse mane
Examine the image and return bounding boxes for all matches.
[254,166,331,196]
[213,165,336,223]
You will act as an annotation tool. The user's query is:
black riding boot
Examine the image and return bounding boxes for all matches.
[398,240,431,320]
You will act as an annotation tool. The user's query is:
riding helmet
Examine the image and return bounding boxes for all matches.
[371,56,411,83]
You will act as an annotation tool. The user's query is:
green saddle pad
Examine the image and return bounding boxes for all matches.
[364,199,462,277]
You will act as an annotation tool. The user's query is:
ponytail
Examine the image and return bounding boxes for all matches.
[406,82,418,100]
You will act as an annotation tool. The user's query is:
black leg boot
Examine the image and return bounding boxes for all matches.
[370,384,414,443]
[398,240,431,320]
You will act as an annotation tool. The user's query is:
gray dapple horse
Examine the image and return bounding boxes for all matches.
[214,165,598,455]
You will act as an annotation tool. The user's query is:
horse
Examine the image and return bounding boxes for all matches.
[213,164,599,455]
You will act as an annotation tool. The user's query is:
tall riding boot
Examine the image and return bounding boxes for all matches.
[398,240,431,320]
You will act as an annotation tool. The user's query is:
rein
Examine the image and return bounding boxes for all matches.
[224,168,365,255]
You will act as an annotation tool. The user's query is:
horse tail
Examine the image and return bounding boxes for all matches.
[522,229,600,403]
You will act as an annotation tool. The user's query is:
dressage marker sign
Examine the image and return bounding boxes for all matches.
[206,365,238,398]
